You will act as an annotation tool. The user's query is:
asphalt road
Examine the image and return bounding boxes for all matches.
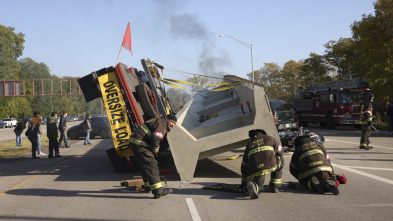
[0,126,392,221]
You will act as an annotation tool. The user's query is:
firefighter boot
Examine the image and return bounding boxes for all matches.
[269,183,279,193]
[366,144,374,150]
[153,188,173,199]
[246,181,260,199]
[310,176,325,194]
[141,185,151,193]
[321,180,339,195]
[359,143,367,150]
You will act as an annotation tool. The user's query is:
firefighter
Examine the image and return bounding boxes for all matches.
[359,94,374,150]
[290,135,339,195]
[129,114,177,199]
[240,129,284,199]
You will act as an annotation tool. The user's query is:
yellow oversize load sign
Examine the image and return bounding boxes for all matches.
[98,72,133,157]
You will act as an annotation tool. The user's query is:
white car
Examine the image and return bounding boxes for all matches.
[3,118,17,128]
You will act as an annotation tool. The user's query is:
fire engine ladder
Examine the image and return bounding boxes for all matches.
[304,78,369,94]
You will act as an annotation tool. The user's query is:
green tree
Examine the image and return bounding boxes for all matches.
[350,0,393,103]
[324,38,357,79]
[0,97,32,120]
[0,25,25,80]
[299,53,334,85]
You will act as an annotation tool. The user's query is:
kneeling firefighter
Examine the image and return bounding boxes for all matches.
[129,114,177,199]
[240,129,284,199]
[289,135,340,195]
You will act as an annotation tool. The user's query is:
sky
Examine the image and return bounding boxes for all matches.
[1,0,376,82]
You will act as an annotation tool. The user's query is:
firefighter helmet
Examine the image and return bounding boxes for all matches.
[294,135,311,149]
[248,129,267,138]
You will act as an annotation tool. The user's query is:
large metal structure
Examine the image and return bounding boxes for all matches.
[167,75,279,181]
[0,79,82,97]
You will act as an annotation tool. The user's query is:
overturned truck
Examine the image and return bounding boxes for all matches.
[78,59,279,182]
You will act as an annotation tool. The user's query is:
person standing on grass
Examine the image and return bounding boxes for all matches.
[14,120,28,147]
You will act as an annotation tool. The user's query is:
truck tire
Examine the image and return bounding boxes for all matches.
[136,84,157,119]
[325,113,335,129]
[297,113,308,127]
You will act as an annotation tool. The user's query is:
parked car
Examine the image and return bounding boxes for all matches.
[67,116,111,140]
[21,117,33,124]
[269,100,297,131]
[3,118,17,128]
[0,120,4,128]
[41,117,48,125]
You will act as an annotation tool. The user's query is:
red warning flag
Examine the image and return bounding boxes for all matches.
[121,22,132,55]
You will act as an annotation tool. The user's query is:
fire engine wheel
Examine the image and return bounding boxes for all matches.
[297,113,308,127]
[136,84,157,119]
[325,114,336,129]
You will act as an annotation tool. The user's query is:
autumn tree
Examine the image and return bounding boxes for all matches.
[281,60,304,101]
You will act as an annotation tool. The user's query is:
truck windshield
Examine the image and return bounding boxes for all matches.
[338,91,362,104]
[270,100,292,111]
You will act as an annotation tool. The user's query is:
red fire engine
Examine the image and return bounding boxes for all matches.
[293,78,376,129]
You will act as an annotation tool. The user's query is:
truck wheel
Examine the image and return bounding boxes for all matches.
[297,113,308,127]
[325,114,335,129]
[136,84,157,119]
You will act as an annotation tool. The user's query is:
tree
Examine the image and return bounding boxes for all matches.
[186,75,209,95]
[324,38,358,79]
[18,57,53,80]
[257,63,282,99]
[281,60,304,101]
[0,97,32,120]
[0,25,25,80]
[299,53,334,85]
[349,0,393,103]
[166,88,191,112]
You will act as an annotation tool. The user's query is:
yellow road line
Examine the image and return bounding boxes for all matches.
[0,143,98,197]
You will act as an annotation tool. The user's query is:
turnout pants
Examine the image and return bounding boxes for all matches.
[360,125,371,148]
[246,156,284,189]
[302,171,334,192]
[130,143,162,191]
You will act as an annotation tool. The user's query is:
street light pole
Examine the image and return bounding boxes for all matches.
[219,34,254,84]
